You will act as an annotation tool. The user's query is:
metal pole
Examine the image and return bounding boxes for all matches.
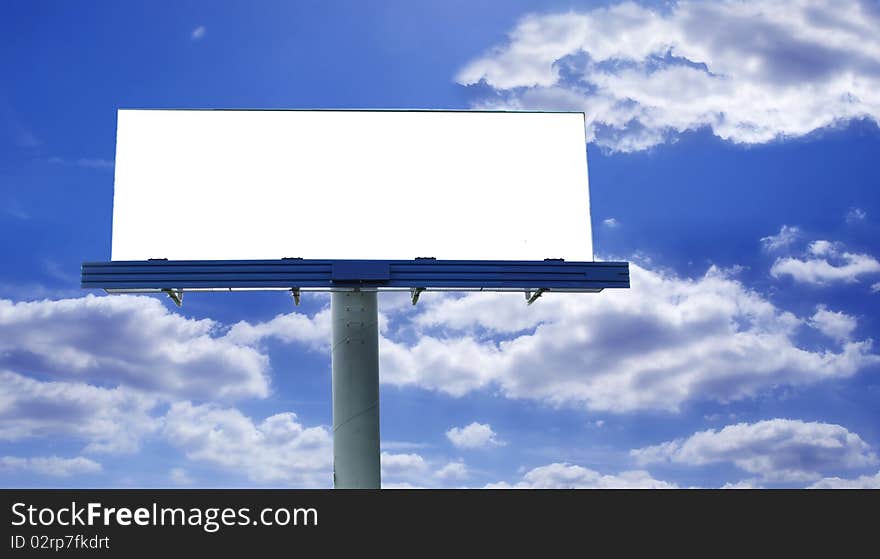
[331,290,381,488]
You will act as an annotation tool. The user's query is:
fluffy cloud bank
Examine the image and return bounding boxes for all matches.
[380,264,879,412]
[486,463,677,489]
[632,419,878,482]
[0,295,269,400]
[163,402,332,487]
[380,452,472,487]
[457,0,880,151]
[0,294,338,471]
[0,370,158,454]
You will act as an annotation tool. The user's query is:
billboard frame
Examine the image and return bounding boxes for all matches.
[82,108,630,489]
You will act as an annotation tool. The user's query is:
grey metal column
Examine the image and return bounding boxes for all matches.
[331,290,381,489]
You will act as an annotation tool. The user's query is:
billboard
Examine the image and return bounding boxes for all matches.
[110,109,593,261]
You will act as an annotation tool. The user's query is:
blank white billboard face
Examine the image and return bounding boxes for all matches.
[111,110,592,261]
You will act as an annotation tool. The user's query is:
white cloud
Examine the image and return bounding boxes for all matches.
[0,370,158,454]
[808,240,835,257]
[809,470,880,488]
[872,282,880,293]
[770,249,880,285]
[0,295,270,400]
[381,263,879,412]
[76,158,114,169]
[381,452,429,480]
[381,441,430,451]
[810,305,857,343]
[169,467,193,486]
[380,452,428,471]
[760,225,801,252]
[225,308,330,348]
[380,452,473,486]
[48,157,114,169]
[381,336,500,397]
[632,419,877,482]
[0,455,102,477]
[456,0,880,152]
[2,201,29,220]
[435,461,469,481]
[603,217,620,228]
[191,26,206,40]
[0,296,343,463]
[163,402,332,487]
[846,207,867,224]
[446,422,504,449]
[720,479,763,489]
[382,482,425,489]
[486,463,677,489]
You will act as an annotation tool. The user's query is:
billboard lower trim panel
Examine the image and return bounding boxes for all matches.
[82,259,630,292]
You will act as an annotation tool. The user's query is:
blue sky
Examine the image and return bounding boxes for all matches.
[2,0,880,488]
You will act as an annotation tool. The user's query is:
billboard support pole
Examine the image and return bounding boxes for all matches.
[331,290,381,488]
